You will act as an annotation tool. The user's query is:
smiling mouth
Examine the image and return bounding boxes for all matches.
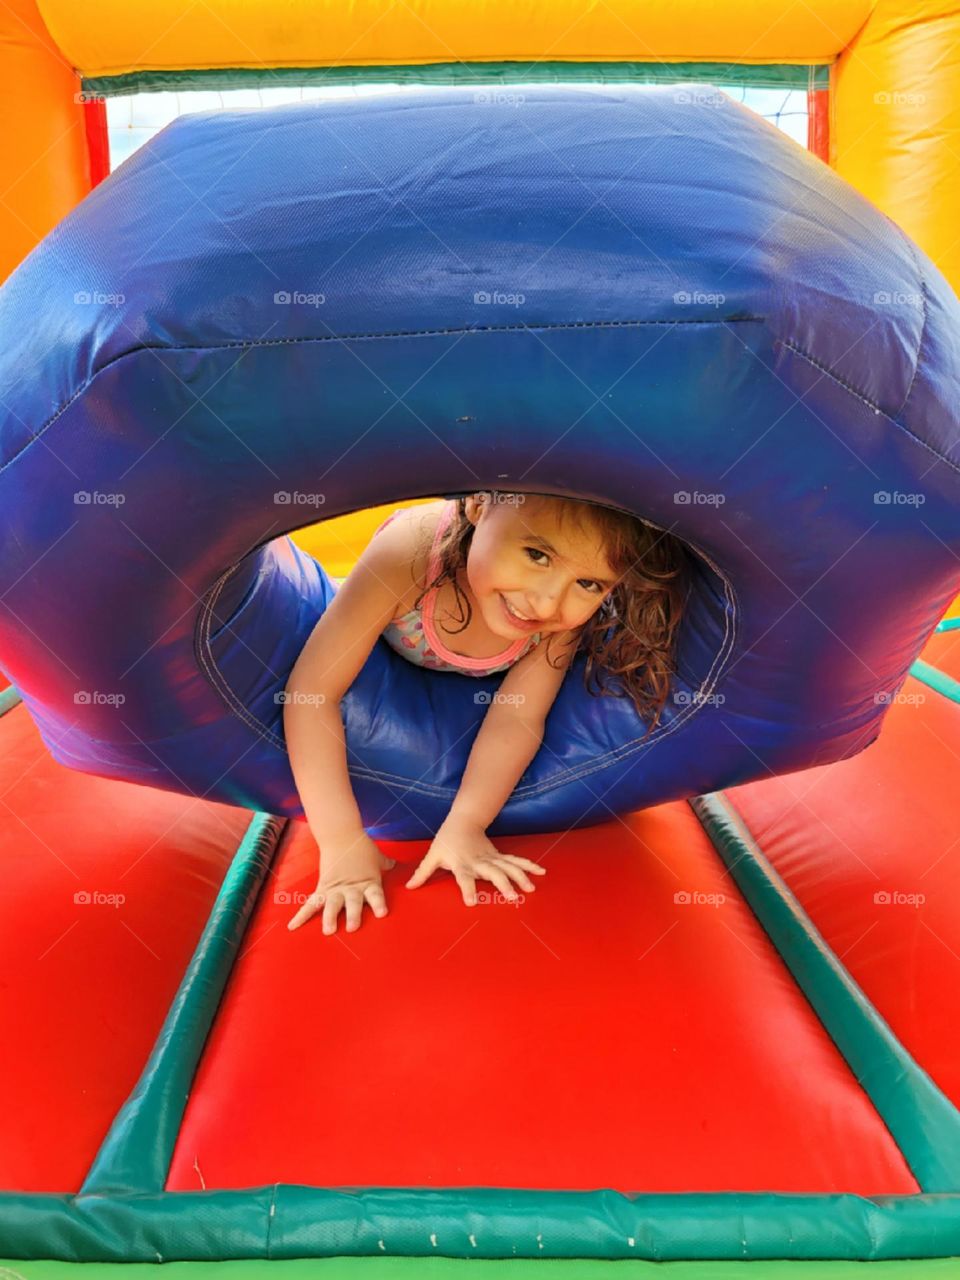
[500,594,536,625]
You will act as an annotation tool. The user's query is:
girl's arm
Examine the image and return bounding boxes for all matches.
[284,519,415,852]
[404,633,580,903]
[443,631,580,833]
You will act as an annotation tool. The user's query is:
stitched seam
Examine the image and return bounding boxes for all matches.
[893,236,928,420]
[781,336,960,479]
[195,562,289,751]
[0,318,763,478]
[780,339,884,414]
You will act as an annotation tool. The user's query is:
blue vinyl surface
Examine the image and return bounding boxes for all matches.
[0,86,958,837]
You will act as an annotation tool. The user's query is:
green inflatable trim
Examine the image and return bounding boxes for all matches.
[690,793,960,1191]
[0,683,22,716]
[81,61,828,98]
[908,658,960,706]
[3,1186,960,1262]
[81,810,288,1195]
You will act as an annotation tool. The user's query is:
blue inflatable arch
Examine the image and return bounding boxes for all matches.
[0,86,958,839]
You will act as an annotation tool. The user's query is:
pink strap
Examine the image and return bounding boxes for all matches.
[373,508,404,538]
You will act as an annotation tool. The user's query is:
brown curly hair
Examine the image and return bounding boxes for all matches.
[410,492,693,735]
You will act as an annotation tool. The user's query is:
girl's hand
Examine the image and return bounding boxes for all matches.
[288,832,396,935]
[405,817,546,906]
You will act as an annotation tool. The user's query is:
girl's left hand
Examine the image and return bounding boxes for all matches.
[405,818,546,906]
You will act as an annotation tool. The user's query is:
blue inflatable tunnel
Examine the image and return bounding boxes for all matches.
[0,86,958,838]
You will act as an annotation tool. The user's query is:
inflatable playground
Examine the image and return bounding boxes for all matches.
[2,0,960,1275]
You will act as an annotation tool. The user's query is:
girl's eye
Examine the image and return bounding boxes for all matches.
[525,547,602,593]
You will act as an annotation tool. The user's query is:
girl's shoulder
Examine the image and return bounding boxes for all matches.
[371,500,448,614]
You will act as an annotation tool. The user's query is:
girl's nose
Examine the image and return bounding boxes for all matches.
[527,589,563,622]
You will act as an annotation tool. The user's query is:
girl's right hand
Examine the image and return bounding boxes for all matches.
[287,832,397,935]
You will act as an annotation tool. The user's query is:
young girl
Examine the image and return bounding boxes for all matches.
[284,491,690,936]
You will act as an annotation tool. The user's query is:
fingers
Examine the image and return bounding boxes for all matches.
[322,890,345,935]
[405,856,436,889]
[287,890,324,931]
[364,882,388,919]
[454,868,478,906]
[489,858,535,893]
[289,878,389,935]
[379,853,397,871]
[343,888,365,933]
[499,855,546,875]
[482,864,520,902]
[323,885,386,934]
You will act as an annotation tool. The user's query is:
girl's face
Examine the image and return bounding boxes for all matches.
[463,494,617,637]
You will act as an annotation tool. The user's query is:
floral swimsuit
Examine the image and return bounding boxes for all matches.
[375,500,542,677]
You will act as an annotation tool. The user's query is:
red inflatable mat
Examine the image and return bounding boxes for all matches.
[724,648,960,1113]
[169,802,916,1195]
[0,698,253,1192]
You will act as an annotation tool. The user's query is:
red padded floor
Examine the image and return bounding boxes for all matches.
[0,699,253,1192]
[725,634,960,1112]
[169,802,917,1195]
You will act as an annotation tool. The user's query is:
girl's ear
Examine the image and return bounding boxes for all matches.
[463,492,488,526]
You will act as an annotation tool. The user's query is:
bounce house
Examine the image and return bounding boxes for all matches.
[2,0,960,1275]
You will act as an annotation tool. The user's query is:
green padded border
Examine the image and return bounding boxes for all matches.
[81,810,288,1195]
[81,61,829,98]
[3,1184,960,1262]
[0,683,22,716]
[690,792,960,1192]
[909,658,960,706]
